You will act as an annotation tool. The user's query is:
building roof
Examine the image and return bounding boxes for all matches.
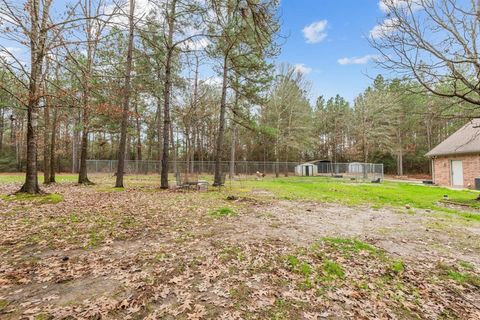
[297,162,315,166]
[426,119,480,157]
[306,159,331,164]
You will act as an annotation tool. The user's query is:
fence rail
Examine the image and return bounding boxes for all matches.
[86,160,384,181]
[86,160,300,175]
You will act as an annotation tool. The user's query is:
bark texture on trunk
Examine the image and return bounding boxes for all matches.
[229,90,238,179]
[48,105,57,183]
[0,108,4,153]
[43,96,50,184]
[78,0,96,184]
[135,102,142,161]
[160,0,177,189]
[20,102,40,193]
[78,122,92,184]
[160,50,173,188]
[19,0,50,194]
[213,56,229,186]
[72,110,80,173]
[115,0,135,188]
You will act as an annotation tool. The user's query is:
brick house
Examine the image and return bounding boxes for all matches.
[426,119,480,189]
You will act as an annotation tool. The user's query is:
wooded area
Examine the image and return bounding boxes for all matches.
[0,0,479,193]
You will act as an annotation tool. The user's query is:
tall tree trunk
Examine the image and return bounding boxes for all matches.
[170,121,177,175]
[19,0,49,194]
[43,94,50,184]
[186,126,190,174]
[213,56,229,186]
[229,122,236,179]
[49,105,57,183]
[190,55,199,175]
[20,101,40,193]
[160,0,177,189]
[397,132,403,176]
[72,109,80,173]
[115,0,134,188]
[78,0,95,184]
[135,101,142,161]
[156,96,162,161]
[0,108,4,154]
[14,120,20,170]
[229,88,238,179]
[190,129,195,173]
[274,139,279,178]
[78,94,92,184]
[78,122,91,183]
[284,148,289,177]
[397,150,403,176]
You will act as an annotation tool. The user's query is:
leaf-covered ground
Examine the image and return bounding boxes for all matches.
[0,174,479,319]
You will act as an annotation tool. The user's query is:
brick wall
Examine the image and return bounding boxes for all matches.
[433,154,480,188]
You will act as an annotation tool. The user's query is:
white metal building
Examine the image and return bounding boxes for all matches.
[295,163,318,176]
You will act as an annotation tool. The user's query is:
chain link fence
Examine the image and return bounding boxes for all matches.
[86,160,384,181]
[316,162,384,181]
[86,160,300,176]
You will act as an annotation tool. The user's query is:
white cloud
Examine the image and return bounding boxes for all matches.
[338,54,379,65]
[302,20,328,44]
[369,17,399,39]
[106,0,160,27]
[293,63,313,75]
[0,46,23,64]
[293,63,312,75]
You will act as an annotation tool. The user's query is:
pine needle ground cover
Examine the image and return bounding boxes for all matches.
[0,174,479,319]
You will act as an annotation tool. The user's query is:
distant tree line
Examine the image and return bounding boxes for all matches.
[1,0,479,193]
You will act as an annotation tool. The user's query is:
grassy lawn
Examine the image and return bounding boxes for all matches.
[231,176,480,220]
[0,173,79,184]
[2,174,479,218]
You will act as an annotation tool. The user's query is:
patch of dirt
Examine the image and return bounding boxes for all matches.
[215,200,480,266]
[250,189,276,197]
[438,200,480,214]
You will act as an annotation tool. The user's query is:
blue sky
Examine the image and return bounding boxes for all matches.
[1,0,389,105]
[278,0,387,103]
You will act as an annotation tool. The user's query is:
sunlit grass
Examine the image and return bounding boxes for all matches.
[1,192,64,204]
[1,173,479,220]
[233,176,480,221]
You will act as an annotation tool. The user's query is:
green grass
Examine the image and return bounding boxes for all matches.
[390,260,405,274]
[94,186,125,193]
[209,207,237,217]
[437,263,480,287]
[446,270,480,287]
[1,193,64,204]
[0,299,8,312]
[321,260,345,280]
[320,237,379,254]
[0,173,79,184]
[2,174,479,221]
[238,177,480,221]
[286,255,313,276]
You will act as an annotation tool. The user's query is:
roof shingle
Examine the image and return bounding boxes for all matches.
[426,119,480,157]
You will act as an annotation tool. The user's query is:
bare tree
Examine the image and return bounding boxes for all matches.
[115,0,135,188]
[147,0,207,189]
[371,0,480,107]
[0,0,55,193]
